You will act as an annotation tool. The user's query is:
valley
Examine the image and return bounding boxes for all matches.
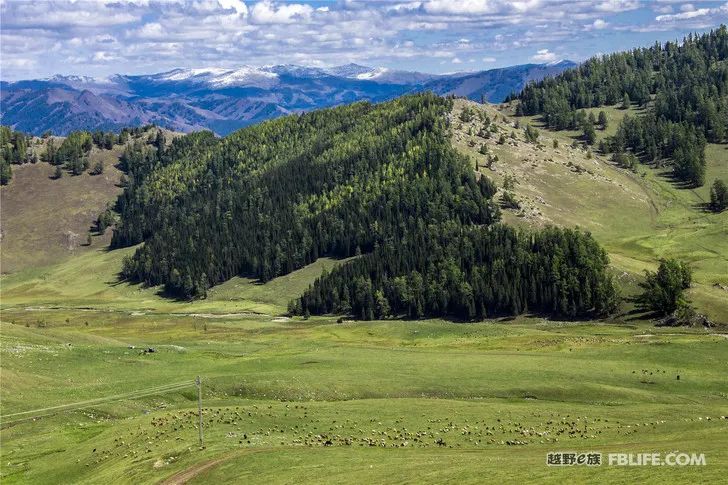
[2,23,728,484]
[1,95,726,483]
[1,308,726,483]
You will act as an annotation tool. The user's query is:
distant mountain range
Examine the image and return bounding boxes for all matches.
[0,61,575,135]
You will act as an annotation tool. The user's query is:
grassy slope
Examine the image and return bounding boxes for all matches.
[0,128,182,275]
[0,147,123,273]
[451,99,728,322]
[0,244,345,315]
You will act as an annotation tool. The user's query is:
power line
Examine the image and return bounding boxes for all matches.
[1,380,193,425]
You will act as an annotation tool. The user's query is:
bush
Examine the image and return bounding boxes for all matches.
[90,160,104,175]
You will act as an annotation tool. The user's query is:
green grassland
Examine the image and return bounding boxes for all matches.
[1,306,726,484]
[0,244,347,316]
[1,245,727,483]
[452,100,728,322]
[1,102,727,483]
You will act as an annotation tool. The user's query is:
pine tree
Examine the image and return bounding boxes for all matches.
[598,111,608,129]
[710,179,728,212]
[583,123,596,145]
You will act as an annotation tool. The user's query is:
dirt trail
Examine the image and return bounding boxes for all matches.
[160,449,268,484]
[160,454,233,485]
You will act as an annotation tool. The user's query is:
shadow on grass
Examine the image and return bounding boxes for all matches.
[692,201,713,213]
[659,170,697,189]
[623,307,661,322]
[107,271,196,302]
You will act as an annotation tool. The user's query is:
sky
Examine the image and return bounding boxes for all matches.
[1,0,728,80]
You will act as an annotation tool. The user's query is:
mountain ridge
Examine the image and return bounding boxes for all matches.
[0,61,576,136]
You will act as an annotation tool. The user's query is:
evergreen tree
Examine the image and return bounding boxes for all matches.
[0,158,10,185]
[583,122,596,145]
[524,124,539,143]
[621,93,631,110]
[598,111,608,129]
[0,125,33,183]
[710,179,728,212]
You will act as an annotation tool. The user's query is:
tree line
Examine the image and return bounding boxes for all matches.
[512,26,728,187]
[1,124,139,184]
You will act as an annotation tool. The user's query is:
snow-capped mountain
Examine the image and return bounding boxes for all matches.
[0,61,576,135]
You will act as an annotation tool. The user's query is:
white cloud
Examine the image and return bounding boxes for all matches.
[133,22,165,40]
[655,3,727,22]
[251,1,313,24]
[680,3,696,12]
[595,0,639,13]
[531,48,556,62]
[92,51,117,62]
[218,0,248,15]
[1,0,726,81]
[452,57,463,64]
[2,57,36,68]
[386,2,420,12]
[424,0,501,15]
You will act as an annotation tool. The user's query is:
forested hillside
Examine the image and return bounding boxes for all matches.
[111,93,616,319]
[513,26,728,187]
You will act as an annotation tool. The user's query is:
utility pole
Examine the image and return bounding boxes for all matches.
[195,376,204,447]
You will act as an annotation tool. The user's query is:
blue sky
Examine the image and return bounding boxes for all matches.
[1,0,727,80]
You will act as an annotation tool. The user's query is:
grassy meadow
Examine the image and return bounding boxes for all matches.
[1,101,727,484]
[0,149,124,273]
[1,245,727,483]
[1,303,727,483]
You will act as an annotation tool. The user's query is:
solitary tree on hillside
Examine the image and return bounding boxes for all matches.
[634,259,692,316]
[598,111,608,129]
[90,160,104,175]
[710,179,728,212]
